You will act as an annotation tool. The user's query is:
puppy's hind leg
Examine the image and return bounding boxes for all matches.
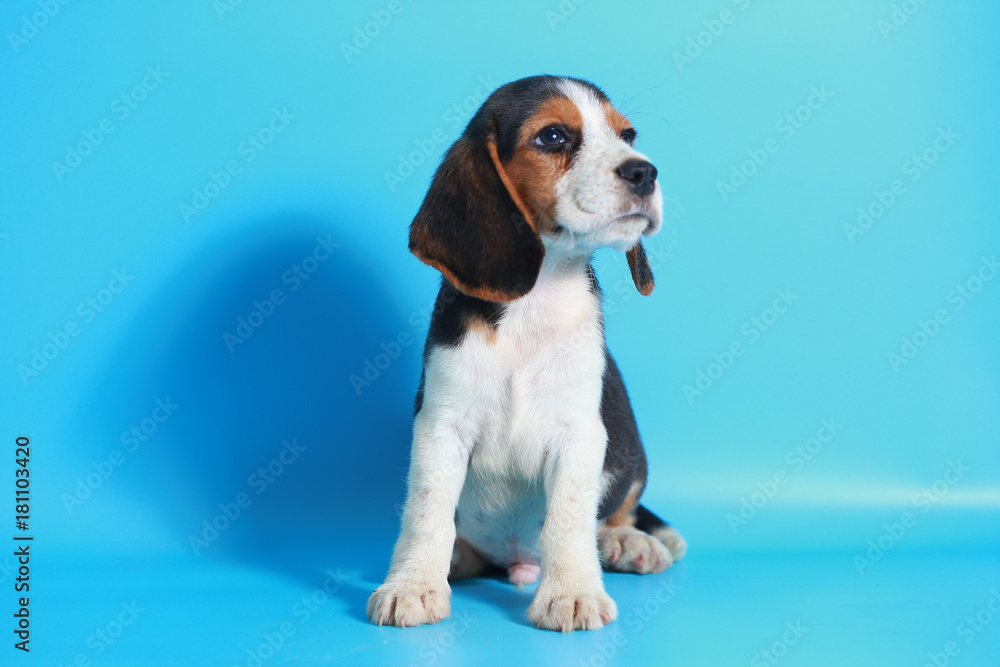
[635,504,687,562]
[599,491,672,574]
[449,536,495,581]
[449,536,536,586]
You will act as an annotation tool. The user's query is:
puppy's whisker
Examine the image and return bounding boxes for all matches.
[626,110,672,128]
[617,81,670,114]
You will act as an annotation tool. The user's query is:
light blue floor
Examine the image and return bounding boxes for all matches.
[35,536,1000,666]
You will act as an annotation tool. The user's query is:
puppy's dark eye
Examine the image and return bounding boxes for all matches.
[620,128,637,145]
[534,126,566,147]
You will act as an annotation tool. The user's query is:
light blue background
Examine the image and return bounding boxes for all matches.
[1,0,998,665]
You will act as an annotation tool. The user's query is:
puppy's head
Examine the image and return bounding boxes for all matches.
[410,75,662,302]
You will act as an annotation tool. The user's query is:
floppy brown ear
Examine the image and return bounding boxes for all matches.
[627,241,655,296]
[409,132,544,302]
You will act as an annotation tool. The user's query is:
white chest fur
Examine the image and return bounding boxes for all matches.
[421,252,608,567]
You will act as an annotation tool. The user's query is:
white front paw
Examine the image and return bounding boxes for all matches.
[527,585,617,632]
[367,579,451,628]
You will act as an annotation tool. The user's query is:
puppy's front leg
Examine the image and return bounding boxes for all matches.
[528,418,617,632]
[368,413,470,627]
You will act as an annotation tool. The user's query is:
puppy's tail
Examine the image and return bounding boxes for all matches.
[636,504,688,562]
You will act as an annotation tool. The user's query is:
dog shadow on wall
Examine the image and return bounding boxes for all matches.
[78,213,423,616]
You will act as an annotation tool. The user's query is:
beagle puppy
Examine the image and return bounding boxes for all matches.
[368,75,686,632]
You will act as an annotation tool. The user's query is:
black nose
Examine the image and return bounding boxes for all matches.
[616,159,657,197]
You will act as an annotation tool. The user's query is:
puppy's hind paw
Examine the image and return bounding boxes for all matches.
[651,524,687,562]
[599,525,672,574]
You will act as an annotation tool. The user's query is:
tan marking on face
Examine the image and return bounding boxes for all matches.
[603,101,633,139]
[502,96,584,233]
[604,480,644,527]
